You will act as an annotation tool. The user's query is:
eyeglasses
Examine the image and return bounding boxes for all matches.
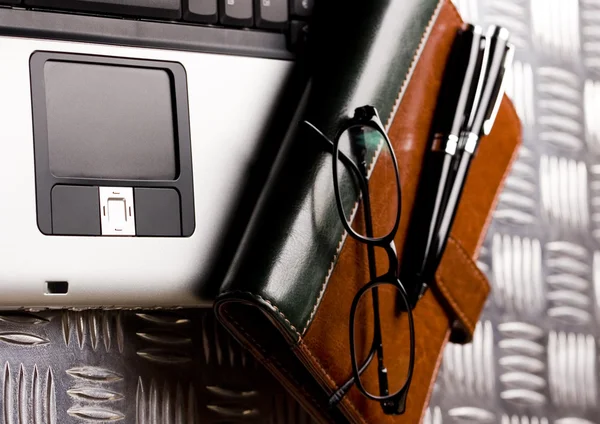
[303,105,415,415]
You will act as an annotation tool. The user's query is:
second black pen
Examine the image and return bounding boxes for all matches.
[431,26,513,274]
[401,23,486,307]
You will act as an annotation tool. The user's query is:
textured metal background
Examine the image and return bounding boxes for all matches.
[0,308,313,423]
[1,1,594,422]
[426,0,599,423]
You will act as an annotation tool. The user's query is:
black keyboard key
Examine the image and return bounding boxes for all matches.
[290,0,312,17]
[24,0,182,20]
[220,0,253,27]
[255,0,287,30]
[184,0,218,23]
[288,19,307,50]
[0,0,21,4]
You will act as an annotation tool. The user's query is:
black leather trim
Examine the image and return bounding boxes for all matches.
[218,0,443,340]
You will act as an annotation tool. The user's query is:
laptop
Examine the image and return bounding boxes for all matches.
[0,0,312,308]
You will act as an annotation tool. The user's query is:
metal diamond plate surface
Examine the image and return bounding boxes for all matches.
[0,309,310,423]
[425,1,600,423]
[1,1,596,423]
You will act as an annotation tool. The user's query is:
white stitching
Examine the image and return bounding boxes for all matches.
[301,0,447,336]
[221,290,302,341]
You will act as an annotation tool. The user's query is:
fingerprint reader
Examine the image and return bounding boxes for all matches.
[99,187,135,236]
[108,198,127,226]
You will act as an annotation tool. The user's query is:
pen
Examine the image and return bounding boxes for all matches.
[403,24,486,305]
[429,26,514,271]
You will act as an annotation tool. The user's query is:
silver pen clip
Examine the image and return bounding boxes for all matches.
[482,42,515,136]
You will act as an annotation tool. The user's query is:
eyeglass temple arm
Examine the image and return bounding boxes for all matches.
[341,137,392,408]
[387,283,416,415]
[328,339,378,407]
[358,182,390,399]
[302,120,376,265]
[302,121,378,279]
[302,121,366,182]
[304,119,391,408]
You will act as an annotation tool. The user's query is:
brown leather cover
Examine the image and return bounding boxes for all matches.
[300,1,522,423]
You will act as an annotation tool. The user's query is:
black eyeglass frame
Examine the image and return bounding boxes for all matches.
[303,105,415,415]
[331,106,402,245]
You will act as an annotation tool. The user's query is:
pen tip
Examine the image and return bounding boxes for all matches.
[462,23,483,35]
[486,25,510,41]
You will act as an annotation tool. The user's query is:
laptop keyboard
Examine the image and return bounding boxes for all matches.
[0,0,313,51]
[24,0,183,20]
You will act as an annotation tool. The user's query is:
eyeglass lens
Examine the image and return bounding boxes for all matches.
[334,124,399,240]
[351,280,412,398]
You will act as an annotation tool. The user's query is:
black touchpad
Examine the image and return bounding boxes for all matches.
[31,52,194,236]
[44,61,177,180]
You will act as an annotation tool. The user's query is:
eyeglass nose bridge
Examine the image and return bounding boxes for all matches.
[376,239,400,278]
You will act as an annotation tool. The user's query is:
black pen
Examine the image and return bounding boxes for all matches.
[403,24,486,305]
[430,26,514,268]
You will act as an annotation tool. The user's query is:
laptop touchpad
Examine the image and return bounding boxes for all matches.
[30,52,195,237]
[44,62,177,181]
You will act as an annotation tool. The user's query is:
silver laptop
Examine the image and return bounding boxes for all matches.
[0,0,311,309]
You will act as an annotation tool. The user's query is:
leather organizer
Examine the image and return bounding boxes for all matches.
[214,0,522,422]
